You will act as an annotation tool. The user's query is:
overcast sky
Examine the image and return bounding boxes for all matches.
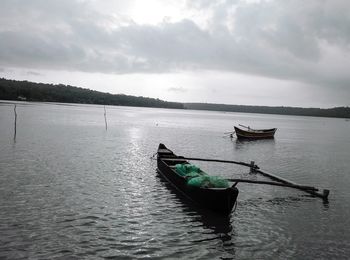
[1,0,350,108]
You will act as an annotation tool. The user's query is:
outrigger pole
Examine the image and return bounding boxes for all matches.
[177,157,330,201]
[254,167,330,200]
[178,157,256,168]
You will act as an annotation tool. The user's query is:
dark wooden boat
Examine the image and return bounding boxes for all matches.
[234,125,277,139]
[157,143,239,215]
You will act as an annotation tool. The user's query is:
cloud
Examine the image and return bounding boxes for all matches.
[168,87,187,92]
[27,71,43,76]
[0,0,350,92]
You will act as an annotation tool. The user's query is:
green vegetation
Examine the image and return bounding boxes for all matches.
[0,78,184,109]
[1,78,349,118]
[184,103,350,119]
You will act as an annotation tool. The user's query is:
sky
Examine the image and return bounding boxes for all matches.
[1,0,350,108]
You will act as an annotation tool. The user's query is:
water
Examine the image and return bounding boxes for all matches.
[0,101,350,259]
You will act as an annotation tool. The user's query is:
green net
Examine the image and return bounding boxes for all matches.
[175,163,229,188]
[175,164,203,176]
[187,176,229,188]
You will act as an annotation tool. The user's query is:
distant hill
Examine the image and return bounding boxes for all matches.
[1,78,349,118]
[0,78,184,109]
[184,103,350,119]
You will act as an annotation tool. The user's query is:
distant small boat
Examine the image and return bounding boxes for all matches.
[234,125,277,139]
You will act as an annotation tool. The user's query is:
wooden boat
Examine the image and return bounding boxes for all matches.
[234,125,277,139]
[157,143,239,215]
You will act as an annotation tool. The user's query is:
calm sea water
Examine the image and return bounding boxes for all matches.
[0,101,350,259]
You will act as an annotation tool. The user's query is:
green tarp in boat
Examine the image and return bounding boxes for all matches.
[174,163,229,188]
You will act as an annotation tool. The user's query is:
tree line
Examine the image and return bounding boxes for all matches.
[184,103,350,119]
[0,78,184,109]
[1,78,349,118]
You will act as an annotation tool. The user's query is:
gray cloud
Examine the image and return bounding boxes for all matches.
[168,87,187,92]
[26,71,43,76]
[0,0,350,90]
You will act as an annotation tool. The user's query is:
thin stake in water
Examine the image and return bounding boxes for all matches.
[14,104,17,141]
[104,105,108,131]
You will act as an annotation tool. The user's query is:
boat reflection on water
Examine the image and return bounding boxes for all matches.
[155,170,237,258]
[232,137,276,155]
[156,171,233,235]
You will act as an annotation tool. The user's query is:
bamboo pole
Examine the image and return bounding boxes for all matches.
[239,124,250,129]
[174,157,259,169]
[227,178,318,191]
[104,105,108,131]
[254,168,329,200]
[14,104,17,141]
[248,161,329,199]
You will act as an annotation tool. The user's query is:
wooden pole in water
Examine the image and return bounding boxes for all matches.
[104,105,108,131]
[227,178,319,191]
[250,161,255,173]
[254,168,330,200]
[239,124,250,129]
[14,104,17,141]
[177,157,259,169]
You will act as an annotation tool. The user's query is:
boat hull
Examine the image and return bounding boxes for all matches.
[234,126,276,139]
[157,144,239,215]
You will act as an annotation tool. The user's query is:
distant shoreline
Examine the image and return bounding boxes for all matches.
[1,78,349,118]
[183,103,350,119]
